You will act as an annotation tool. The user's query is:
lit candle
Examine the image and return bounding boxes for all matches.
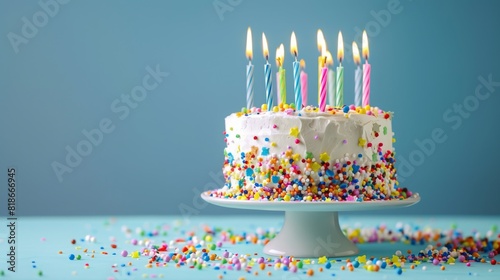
[275,45,281,104]
[290,32,302,110]
[317,29,326,105]
[326,51,335,107]
[336,31,344,108]
[246,27,254,110]
[319,46,328,112]
[362,30,371,107]
[300,59,308,107]
[352,41,362,107]
[276,44,286,105]
[276,70,281,105]
[262,33,273,110]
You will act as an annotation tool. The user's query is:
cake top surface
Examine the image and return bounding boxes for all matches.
[228,104,393,120]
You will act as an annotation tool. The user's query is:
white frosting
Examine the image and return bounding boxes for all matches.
[225,111,393,164]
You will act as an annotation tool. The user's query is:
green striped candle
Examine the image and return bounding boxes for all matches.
[335,31,344,107]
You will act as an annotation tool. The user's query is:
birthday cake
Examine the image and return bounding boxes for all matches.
[208,105,412,202]
[206,28,414,202]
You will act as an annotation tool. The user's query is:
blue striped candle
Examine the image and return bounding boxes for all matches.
[293,60,302,110]
[264,62,273,109]
[327,69,335,106]
[354,65,362,107]
[352,41,362,107]
[246,63,254,109]
[325,50,335,107]
[290,32,301,110]
[335,64,344,107]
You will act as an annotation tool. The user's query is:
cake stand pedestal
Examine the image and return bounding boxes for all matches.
[201,193,420,258]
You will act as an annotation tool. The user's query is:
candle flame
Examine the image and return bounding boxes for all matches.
[317,29,326,53]
[275,47,280,67]
[320,44,328,67]
[262,32,269,60]
[280,44,285,64]
[337,31,344,63]
[246,27,253,60]
[276,44,285,67]
[290,31,298,57]
[300,59,306,69]
[352,41,361,65]
[326,51,333,67]
[362,30,369,60]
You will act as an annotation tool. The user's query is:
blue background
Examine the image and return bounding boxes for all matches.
[1,0,499,216]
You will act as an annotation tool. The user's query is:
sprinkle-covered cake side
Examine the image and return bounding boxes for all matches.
[209,105,412,202]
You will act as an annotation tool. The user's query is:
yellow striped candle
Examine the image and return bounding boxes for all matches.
[276,44,286,105]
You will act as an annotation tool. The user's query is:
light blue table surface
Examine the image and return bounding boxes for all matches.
[1,215,499,279]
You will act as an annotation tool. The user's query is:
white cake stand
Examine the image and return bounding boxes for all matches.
[201,192,420,258]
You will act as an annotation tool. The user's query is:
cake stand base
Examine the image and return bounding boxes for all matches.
[202,193,420,257]
[264,211,358,257]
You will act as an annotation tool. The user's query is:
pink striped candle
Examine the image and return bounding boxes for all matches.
[300,59,308,107]
[246,27,254,109]
[320,62,328,112]
[362,63,370,106]
[317,30,326,105]
[362,30,370,107]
